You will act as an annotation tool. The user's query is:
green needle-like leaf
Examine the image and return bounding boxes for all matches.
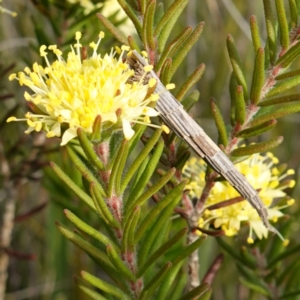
[115,142,129,196]
[138,262,172,300]
[154,2,164,25]
[238,263,271,295]
[121,129,162,193]
[78,285,105,300]
[160,58,172,85]
[275,41,300,68]
[125,0,138,10]
[128,35,141,52]
[96,14,128,45]
[174,150,191,170]
[140,0,147,13]
[275,0,289,50]
[81,271,131,300]
[91,115,102,141]
[250,15,261,53]
[231,136,283,157]
[117,0,142,35]
[106,244,136,282]
[240,246,257,269]
[56,222,123,286]
[155,0,189,52]
[210,98,228,146]
[49,162,96,211]
[285,261,300,291]
[135,181,186,242]
[137,227,187,277]
[156,262,183,300]
[176,64,205,101]
[66,146,106,196]
[264,41,271,69]
[180,90,200,111]
[169,22,205,80]
[67,6,103,31]
[235,86,246,124]
[236,119,277,138]
[108,140,129,197]
[229,73,238,125]
[168,271,187,299]
[275,68,300,80]
[105,139,121,171]
[77,128,104,171]
[227,34,249,101]
[259,93,300,106]
[130,156,150,192]
[265,74,300,98]
[288,0,298,28]
[63,209,120,252]
[177,283,210,300]
[127,139,164,206]
[125,167,176,215]
[128,124,147,154]
[143,0,156,51]
[239,277,270,297]
[198,288,212,300]
[138,190,181,266]
[75,276,106,300]
[148,219,171,260]
[250,102,300,126]
[238,264,269,292]
[171,235,206,266]
[217,238,255,269]
[250,47,265,104]
[268,243,300,267]
[122,206,140,253]
[263,0,277,64]
[280,289,300,299]
[90,183,120,228]
[277,259,300,286]
[156,26,193,72]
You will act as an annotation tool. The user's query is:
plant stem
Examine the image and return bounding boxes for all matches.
[0,141,16,300]
[0,185,16,299]
[186,227,200,290]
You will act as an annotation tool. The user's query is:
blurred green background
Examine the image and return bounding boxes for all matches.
[0,0,299,299]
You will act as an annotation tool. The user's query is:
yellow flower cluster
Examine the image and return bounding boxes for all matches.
[8,32,163,145]
[183,152,295,243]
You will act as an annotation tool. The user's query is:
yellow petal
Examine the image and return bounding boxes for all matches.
[122,119,134,140]
[60,127,78,145]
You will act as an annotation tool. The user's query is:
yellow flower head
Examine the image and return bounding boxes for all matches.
[183,152,295,243]
[7,32,161,145]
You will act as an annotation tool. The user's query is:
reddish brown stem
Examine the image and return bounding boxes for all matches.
[202,254,224,285]
[195,177,216,213]
[4,248,36,261]
[14,202,47,223]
